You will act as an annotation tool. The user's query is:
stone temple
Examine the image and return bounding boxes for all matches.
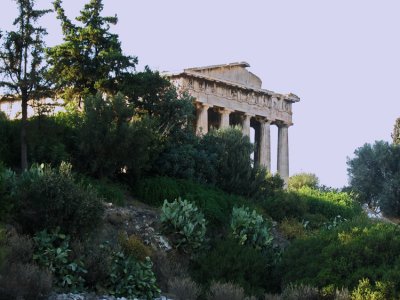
[167,62,300,185]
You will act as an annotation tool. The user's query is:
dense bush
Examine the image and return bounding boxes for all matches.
[33,229,87,292]
[351,278,394,300]
[288,173,319,190]
[168,277,201,300]
[231,206,273,250]
[161,198,207,252]
[191,238,281,296]
[134,176,250,229]
[207,281,249,300]
[0,163,14,221]
[118,233,152,262]
[281,217,400,295]
[107,251,160,299]
[297,187,362,220]
[11,163,104,236]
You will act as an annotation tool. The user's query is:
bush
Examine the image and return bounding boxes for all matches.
[11,163,104,236]
[191,238,280,296]
[0,163,15,222]
[6,233,34,265]
[281,284,319,300]
[281,217,400,295]
[288,173,319,190]
[262,191,308,222]
[168,277,201,300]
[161,198,206,252]
[0,263,52,300]
[279,218,307,240]
[33,229,87,291]
[231,206,273,250]
[134,176,250,229]
[297,187,362,220]
[119,233,152,262]
[207,281,247,300]
[351,278,394,300]
[107,250,160,299]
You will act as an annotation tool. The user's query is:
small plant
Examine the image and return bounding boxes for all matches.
[279,218,307,240]
[6,233,34,265]
[281,284,319,300]
[207,281,247,300]
[107,250,160,299]
[351,278,393,300]
[323,215,347,230]
[33,229,87,292]
[119,233,152,262]
[161,197,206,252]
[0,263,52,299]
[231,206,273,250]
[168,276,201,300]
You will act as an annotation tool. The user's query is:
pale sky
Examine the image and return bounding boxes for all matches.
[1,0,399,188]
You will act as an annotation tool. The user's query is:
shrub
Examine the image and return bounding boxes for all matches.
[6,233,34,265]
[281,284,319,300]
[231,206,273,250]
[281,217,400,295]
[279,218,307,240]
[119,233,152,262]
[79,176,127,206]
[191,238,280,296]
[0,263,52,300]
[207,281,246,300]
[351,278,394,300]
[33,229,87,292]
[107,250,160,299]
[168,277,201,300]
[288,173,319,190]
[11,163,104,236]
[262,191,308,222]
[0,163,15,222]
[297,187,362,220]
[134,176,250,229]
[161,198,206,252]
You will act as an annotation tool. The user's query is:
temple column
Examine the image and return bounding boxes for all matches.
[196,103,210,135]
[277,123,290,187]
[258,119,272,172]
[241,113,253,137]
[220,108,232,128]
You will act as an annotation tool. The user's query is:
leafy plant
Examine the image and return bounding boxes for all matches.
[107,250,160,299]
[351,278,394,300]
[11,163,104,236]
[231,206,273,250]
[161,198,206,252]
[33,229,87,291]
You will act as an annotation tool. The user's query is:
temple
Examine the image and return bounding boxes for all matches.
[167,62,300,185]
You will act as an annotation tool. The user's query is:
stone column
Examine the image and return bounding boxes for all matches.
[241,113,253,137]
[258,119,272,172]
[277,123,290,187]
[220,108,232,129]
[196,103,210,135]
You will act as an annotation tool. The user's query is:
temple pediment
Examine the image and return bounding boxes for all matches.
[185,62,262,89]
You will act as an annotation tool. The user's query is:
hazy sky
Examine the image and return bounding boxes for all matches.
[1,0,399,187]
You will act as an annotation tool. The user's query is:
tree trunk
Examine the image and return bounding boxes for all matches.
[21,90,28,170]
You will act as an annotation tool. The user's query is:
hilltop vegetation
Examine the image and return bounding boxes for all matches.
[1,0,400,299]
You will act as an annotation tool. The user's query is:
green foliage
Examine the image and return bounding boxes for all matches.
[191,238,281,296]
[392,117,400,145]
[279,218,307,240]
[231,206,273,250]
[11,163,104,236]
[347,141,400,217]
[288,173,319,190]
[33,229,86,291]
[76,93,158,180]
[281,217,400,295]
[0,163,14,221]
[351,278,394,300]
[119,233,152,262]
[281,284,319,300]
[297,187,362,220]
[134,176,250,229]
[261,191,308,222]
[161,198,206,252]
[47,0,137,103]
[107,250,160,299]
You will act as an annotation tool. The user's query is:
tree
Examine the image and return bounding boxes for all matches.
[47,0,137,105]
[392,117,400,145]
[288,172,319,190]
[0,0,50,170]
